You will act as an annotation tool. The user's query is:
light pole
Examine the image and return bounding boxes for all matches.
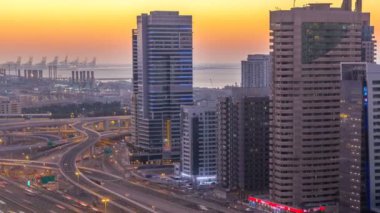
[75,171,80,182]
[101,198,110,213]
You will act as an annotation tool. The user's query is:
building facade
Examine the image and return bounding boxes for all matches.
[270,2,375,208]
[366,64,380,213]
[217,87,270,195]
[0,96,21,114]
[131,11,193,161]
[241,54,271,88]
[339,63,380,213]
[180,101,217,186]
[339,62,369,213]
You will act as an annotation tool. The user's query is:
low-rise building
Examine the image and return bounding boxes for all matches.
[0,96,21,114]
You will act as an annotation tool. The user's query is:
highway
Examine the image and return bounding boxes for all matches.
[0,175,81,213]
[59,121,155,213]
[101,159,240,213]
[0,116,129,131]
[0,117,242,213]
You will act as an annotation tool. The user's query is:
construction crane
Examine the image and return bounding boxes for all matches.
[22,57,33,69]
[88,57,96,67]
[60,56,68,66]
[209,78,214,88]
[35,57,47,68]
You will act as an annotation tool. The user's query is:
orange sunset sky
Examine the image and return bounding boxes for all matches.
[0,0,378,64]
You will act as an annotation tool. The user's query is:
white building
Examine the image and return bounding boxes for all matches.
[366,64,380,212]
[241,54,271,88]
[180,101,217,186]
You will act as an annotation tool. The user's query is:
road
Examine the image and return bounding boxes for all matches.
[101,159,241,213]
[0,175,81,213]
[59,121,155,213]
[0,117,242,213]
[0,116,129,131]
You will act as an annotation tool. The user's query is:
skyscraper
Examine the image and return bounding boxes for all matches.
[339,62,368,212]
[180,101,217,186]
[241,54,271,88]
[339,62,380,213]
[131,11,193,161]
[270,2,375,209]
[216,87,270,197]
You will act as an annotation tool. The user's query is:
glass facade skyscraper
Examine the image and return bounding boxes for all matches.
[131,11,193,161]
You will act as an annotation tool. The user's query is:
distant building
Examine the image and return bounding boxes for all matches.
[0,97,21,114]
[340,62,380,213]
[216,87,270,196]
[241,54,271,88]
[361,25,377,63]
[270,2,375,208]
[131,11,193,161]
[180,101,217,186]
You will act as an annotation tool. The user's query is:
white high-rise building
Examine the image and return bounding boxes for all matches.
[366,64,380,212]
[180,101,217,186]
[241,54,271,88]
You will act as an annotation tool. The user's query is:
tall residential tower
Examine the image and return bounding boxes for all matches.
[217,87,270,197]
[131,11,193,161]
[270,2,375,209]
[241,54,271,88]
[180,101,218,186]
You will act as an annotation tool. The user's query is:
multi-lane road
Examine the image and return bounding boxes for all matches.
[0,117,245,213]
[59,121,159,213]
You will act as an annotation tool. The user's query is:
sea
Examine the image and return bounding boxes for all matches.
[56,64,240,88]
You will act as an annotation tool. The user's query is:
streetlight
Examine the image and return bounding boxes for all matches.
[101,198,110,213]
[75,171,80,182]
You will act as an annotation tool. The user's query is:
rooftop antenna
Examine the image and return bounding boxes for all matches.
[355,0,362,12]
[341,0,352,11]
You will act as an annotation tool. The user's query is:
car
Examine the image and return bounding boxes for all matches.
[24,189,37,196]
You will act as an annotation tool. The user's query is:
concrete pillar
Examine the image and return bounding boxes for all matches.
[6,135,12,145]
[90,146,95,157]
[75,71,79,82]
[104,121,109,131]
[54,66,57,79]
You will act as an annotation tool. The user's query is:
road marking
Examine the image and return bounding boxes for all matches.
[22,199,32,205]
[55,204,65,210]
